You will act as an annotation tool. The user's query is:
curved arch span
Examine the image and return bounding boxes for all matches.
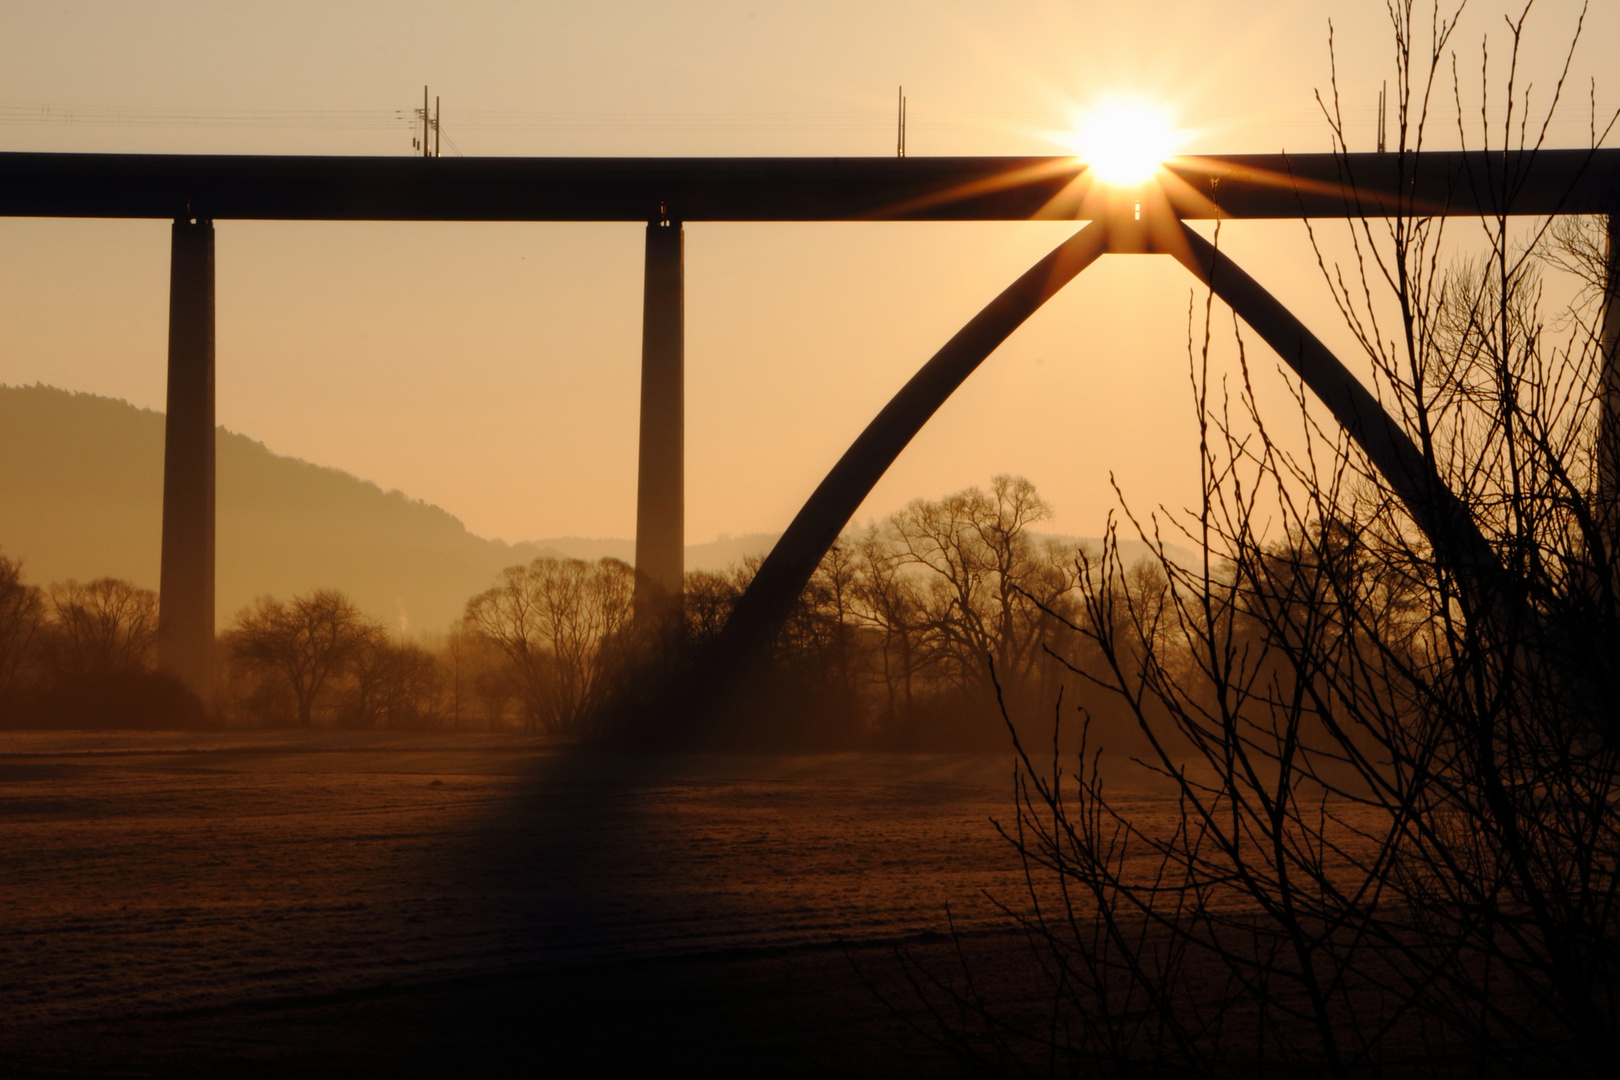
[711,218,1110,665]
[701,216,1499,696]
[1159,222,1499,578]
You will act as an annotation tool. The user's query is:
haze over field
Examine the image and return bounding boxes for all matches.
[2,385,1167,633]
[0,385,784,631]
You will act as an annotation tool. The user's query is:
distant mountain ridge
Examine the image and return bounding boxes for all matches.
[0,385,778,634]
[1,384,1177,636]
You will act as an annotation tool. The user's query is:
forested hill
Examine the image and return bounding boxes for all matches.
[0,385,776,634]
[1,385,1172,636]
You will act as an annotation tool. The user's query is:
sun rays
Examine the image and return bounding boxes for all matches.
[1063,97,1184,185]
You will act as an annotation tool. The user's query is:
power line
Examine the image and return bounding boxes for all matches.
[5,101,1602,144]
[0,103,409,129]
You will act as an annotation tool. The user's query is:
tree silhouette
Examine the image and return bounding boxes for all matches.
[946,4,1620,1074]
[0,552,44,713]
[464,556,635,735]
[226,590,378,728]
[345,636,440,729]
[881,474,1080,716]
[42,577,157,682]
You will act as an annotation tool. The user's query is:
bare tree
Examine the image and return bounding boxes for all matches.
[0,552,44,710]
[687,478,1084,747]
[346,636,440,729]
[463,556,635,736]
[683,565,752,648]
[910,4,1620,1076]
[886,475,1080,711]
[226,590,379,728]
[780,541,861,698]
[852,525,929,724]
[441,626,475,729]
[43,577,158,681]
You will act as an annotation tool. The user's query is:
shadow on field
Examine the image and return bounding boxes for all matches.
[5,734,1029,1077]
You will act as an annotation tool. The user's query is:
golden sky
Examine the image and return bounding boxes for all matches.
[1,0,1613,544]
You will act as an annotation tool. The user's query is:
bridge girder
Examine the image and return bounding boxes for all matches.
[2,148,1616,222]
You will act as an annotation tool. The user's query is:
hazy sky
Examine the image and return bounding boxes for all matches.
[2,1,1613,545]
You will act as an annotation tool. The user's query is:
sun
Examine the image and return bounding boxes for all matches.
[1068,98,1180,186]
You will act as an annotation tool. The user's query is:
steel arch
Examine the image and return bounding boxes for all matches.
[703,216,1501,685]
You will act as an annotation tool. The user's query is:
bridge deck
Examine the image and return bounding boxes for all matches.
[2,149,1616,221]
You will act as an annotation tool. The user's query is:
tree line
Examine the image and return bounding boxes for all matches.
[0,473,1167,745]
[0,563,202,728]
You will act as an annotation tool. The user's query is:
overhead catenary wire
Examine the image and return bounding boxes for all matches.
[0,105,413,129]
[0,101,1384,135]
[4,101,1602,148]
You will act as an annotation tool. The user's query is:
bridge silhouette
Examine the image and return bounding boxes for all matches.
[3,148,1617,706]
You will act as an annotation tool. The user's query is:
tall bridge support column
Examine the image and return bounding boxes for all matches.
[1599,214,1620,518]
[156,217,216,703]
[633,219,684,625]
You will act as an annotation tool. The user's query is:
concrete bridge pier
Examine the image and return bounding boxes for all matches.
[156,217,216,703]
[633,218,684,625]
[1600,215,1620,503]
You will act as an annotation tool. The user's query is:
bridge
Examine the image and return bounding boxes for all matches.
[3,148,1617,702]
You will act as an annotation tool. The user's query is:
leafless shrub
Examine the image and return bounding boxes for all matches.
[923,3,1620,1075]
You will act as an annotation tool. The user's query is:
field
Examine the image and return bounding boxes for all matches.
[1,730,1083,1076]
